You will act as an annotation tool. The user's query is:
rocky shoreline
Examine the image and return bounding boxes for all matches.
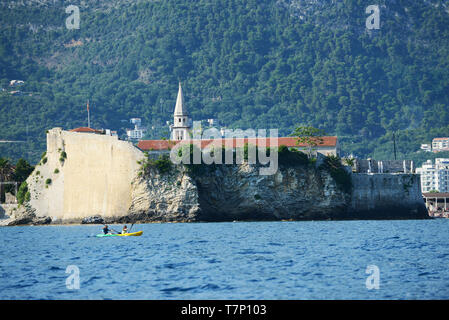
[0,212,433,227]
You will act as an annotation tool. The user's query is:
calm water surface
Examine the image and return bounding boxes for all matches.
[0,219,448,299]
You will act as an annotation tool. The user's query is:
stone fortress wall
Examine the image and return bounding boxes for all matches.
[27,128,145,222]
[348,173,425,218]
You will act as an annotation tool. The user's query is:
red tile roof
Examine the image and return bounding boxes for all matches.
[137,136,337,151]
[137,140,173,150]
[433,137,449,141]
[423,192,449,198]
[70,127,102,133]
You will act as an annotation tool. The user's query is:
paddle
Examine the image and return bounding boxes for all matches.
[128,223,135,233]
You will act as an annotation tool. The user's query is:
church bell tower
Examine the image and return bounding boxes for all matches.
[171,82,191,140]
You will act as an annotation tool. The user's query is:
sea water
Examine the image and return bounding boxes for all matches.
[0,219,448,299]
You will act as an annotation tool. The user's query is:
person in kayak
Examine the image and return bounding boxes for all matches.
[103,225,111,234]
[122,225,128,234]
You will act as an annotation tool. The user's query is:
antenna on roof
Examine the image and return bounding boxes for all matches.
[393,132,397,160]
[87,100,90,128]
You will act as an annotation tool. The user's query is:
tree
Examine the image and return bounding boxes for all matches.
[290,126,326,157]
[0,157,14,203]
[13,158,34,185]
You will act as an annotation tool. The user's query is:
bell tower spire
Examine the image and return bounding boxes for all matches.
[171,82,191,140]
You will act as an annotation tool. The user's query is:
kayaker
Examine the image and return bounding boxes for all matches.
[122,225,128,234]
[103,225,110,234]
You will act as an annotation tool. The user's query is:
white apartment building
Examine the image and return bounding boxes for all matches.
[127,118,147,140]
[416,158,449,193]
[126,127,146,140]
[432,137,449,152]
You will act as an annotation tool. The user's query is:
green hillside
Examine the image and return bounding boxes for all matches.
[0,0,448,164]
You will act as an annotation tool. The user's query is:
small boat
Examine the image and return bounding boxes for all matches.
[96,231,143,237]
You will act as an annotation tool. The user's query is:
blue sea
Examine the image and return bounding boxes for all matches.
[0,219,448,300]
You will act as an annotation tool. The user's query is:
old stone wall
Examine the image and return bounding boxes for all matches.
[25,128,144,222]
[348,173,427,219]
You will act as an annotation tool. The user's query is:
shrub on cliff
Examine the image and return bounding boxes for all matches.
[142,154,172,175]
[153,155,172,174]
[243,143,257,162]
[177,143,206,176]
[179,143,312,175]
[319,155,352,193]
[59,151,67,164]
[277,145,309,167]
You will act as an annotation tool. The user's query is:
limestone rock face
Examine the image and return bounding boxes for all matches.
[192,163,350,221]
[128,163,351,222]
[128,166,200,222]
[1,204,51,226]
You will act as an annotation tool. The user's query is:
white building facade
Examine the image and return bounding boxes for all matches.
[432,137,449,152]
[416,158,449,193]
[126,128,145,140]
[126,118,147,140]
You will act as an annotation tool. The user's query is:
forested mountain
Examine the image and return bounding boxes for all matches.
[1,0,448,164]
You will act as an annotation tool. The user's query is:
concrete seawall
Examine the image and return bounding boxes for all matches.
[348,173,428,219]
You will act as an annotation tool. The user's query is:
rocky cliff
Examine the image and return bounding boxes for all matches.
[126,159,428,222]
[127,161,352,222]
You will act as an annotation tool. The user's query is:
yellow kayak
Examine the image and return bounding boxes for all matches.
[118,231,143,237]
[96,231,143,237]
